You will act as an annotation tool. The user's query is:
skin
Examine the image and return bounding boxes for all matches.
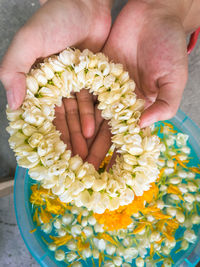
[0,0,200,169]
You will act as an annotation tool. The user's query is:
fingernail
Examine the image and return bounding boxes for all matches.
[140,119,152,129]
[6,89,15,109]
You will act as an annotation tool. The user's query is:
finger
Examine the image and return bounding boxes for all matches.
[106,149,117,171]
[53,103,72,151]
[0,27,42,109]
[39,0,48,5]
[63,97,88,159]
[86,120,111,170]
[87,105,104,149]
[76,89,95,138]
[140,72,187,128]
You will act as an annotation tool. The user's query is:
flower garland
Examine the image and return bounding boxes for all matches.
[29,122,200,267]
[6,48,161,213]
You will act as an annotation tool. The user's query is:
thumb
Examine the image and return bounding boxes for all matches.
[140,70,188,128]
[0,27,41,109]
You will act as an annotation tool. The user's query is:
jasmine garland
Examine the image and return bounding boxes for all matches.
[6,48,162,213]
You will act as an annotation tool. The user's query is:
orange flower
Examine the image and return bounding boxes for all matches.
[97,233,119,246]
[40,207,53,224]
[167,185,184,201]
[189,167,200,174]
[77,237,90,251]
[133,223,147,234]
[33,208,41,226]
[45,198,66,215]
[49,234,72,246]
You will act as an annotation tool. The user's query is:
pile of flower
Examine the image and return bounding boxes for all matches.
[6,48,162,213]
[29,122,200,267]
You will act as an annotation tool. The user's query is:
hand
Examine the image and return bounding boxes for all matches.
[0,0,112,161]
[103,0,189,128]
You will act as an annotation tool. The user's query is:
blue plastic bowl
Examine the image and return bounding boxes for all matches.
[14,109,200,267]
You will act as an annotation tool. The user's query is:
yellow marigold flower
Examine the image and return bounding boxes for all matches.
[77,237,90,251]
[33,208,41,226]
[49,234,72,246]
[97,233,119,246]
[40,207,52,224]
[45,198,66,215]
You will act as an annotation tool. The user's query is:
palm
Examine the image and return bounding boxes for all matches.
[0,0,112,167]
[103,0,188,126]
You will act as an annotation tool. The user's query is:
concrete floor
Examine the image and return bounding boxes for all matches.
[0,0,200,266]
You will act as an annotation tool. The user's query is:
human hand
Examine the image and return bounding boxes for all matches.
[103,0,190,128]
[0,0,112,160]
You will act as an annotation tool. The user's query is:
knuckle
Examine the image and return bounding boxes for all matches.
[66,107,78,115]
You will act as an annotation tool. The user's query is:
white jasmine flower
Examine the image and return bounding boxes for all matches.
[104,261,115,267]
[169,177,182,184]
[69,156,83,171]
[26,75,39,94]
[113,256,122,266]
[176,210,185,223]
[124,247,138,259]
[176,133,189,147]
[188,172,195,179]
[187,181,197,192]
[181,240,189,250]
[55,249,65,261]
[71,225,82,236]
[184,229,197,243]
[191,214,200,224]
[162,258,172,267]
[66,240,77,251]
[178,170,187,178]
[184,193,195,203]
[196,193,200,202]
[58,228,67,237]
[110,63,123,76]
[178,183,188,193]
[31,69,48,86]
[106,243,116,255]
[82,247,92,258]
[181,146,190,154]
[71,262,82,267]
[41,223,52,234]
[92,249,100,259]
[150,231,161,242]
[94,223,104,233]
[167,160,174,168]
[53,219,62,229]
[122,264,131,267]
[96,239,106,251]
[8,132,26,149]
[166,207,177,217]
[83,226,93,237]
[170,194,180,201]
[82,209,89,217]
[164,168,174,175]
[87,216,96,226]
[28,132,43,148]
[71,206,80,215]
[162,246,171,255]
[136,257,144,267]
[66,252,78,262]
[165,239,176,248]
[48,243,57,251]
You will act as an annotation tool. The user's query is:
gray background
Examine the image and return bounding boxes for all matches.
[0,0,199,266]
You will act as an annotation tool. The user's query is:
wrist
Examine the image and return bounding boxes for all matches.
[137,0,200,34]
